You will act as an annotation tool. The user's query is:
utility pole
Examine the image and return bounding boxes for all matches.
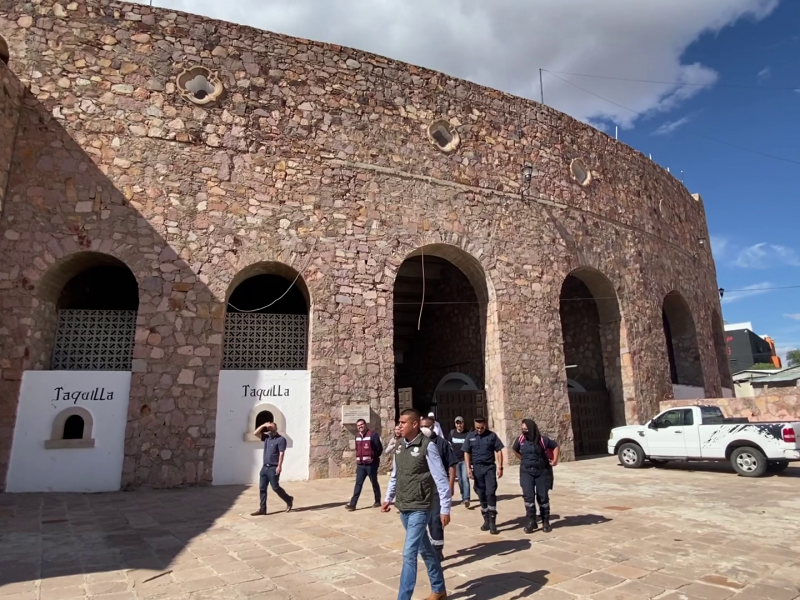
[539,69,544,105]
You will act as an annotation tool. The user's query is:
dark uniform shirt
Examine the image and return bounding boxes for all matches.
[462,430,504,465]
[449,429,470,462]
[430,433,458,470]
[512,435,558,475]
[262,433,287,466]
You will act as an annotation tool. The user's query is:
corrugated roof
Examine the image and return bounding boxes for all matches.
[751,365,800,384]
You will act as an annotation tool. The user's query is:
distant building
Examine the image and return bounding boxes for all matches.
[724,323,782,372]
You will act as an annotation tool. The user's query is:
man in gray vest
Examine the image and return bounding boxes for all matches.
[382,409,451,600]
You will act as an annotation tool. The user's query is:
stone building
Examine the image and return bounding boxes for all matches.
[0,0,730,492]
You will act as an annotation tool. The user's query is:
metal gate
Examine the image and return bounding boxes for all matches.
[569,391,613,457]
[435,391,487,429]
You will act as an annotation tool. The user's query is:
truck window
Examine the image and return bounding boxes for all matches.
[655,410,682,428]
[700,406,724,423]
[681,409,694,426]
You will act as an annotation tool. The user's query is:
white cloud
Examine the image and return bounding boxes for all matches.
[141,0,780,128]
[721,282,773,304]
[785,314,800,321]
[710,235,729,260]
[757,66,772,80]
[654,116,692,136]
[734,243,800,269]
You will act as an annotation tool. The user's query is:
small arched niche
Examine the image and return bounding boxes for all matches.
[243,403,287,442]
[45,406,95,449]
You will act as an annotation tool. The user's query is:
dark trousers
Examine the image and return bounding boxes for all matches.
[350,463,381,506]
[520,470,552,520]
[259,465,291,512]
[427,491,444,550]
[473,463,498,515]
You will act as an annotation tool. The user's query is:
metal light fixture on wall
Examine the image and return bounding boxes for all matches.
[521,162,537,199]
[698,237,707,248]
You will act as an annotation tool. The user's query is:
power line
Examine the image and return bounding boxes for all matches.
[543,71,800,167]
[543,69,800,91]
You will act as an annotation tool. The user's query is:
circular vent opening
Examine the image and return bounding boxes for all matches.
[570,158,592,186]
[427,120,460,153]
[176,66,223,106]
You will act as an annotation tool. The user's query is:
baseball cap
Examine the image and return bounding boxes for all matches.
[454,416,464,423]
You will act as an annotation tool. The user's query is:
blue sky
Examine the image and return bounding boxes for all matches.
[144,0,798,359]
[597,1,800,361]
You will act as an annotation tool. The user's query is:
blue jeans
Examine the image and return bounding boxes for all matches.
[456,461,470,501]
[398,510,446,600]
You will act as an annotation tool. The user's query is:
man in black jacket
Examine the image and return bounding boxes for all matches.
[346,418,384,510]
[421,415,457,561]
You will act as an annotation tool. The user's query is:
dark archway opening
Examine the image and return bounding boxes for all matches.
[224,265,309,370]
[255,410,275,429]
[393,251,487,427]
[63,415,85,440]
[662,292,704,389]
[559,270,624,457]
[49,257,139,371]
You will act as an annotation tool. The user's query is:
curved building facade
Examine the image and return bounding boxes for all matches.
[0,0,730,491]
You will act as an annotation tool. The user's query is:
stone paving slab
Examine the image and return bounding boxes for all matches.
[1,458,800,599]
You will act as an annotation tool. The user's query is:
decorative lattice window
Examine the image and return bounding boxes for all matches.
[223,313,308,370]
[51,310,137,371]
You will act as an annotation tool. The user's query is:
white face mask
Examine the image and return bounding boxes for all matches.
[420,427,433,438]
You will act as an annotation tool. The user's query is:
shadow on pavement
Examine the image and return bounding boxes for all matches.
[444,539,531,571]
[0,486,249,586]
[449,570,550,599]
[644,461,800,478]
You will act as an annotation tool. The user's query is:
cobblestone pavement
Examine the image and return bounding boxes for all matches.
[2,457,800,600]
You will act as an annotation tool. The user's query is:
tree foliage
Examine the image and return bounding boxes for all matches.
[787,349,800,368]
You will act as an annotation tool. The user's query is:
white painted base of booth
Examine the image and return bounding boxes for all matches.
[212,370,310,485]
[6,370,132,493]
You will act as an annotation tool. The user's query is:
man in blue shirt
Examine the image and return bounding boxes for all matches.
[382,409,451,600]
[250,421,294,515]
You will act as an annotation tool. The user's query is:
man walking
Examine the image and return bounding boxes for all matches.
[462,417,504,535]
[345,418,384,510]
[421,415,457,562]
[448,416,470,508]
[382,409,451,600]
[251,420,294,515]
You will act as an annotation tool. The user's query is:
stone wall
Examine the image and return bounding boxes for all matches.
[0,57,22,215]
[661,392,800,422]
[0,0,724,488]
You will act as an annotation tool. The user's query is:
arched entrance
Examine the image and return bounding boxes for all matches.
[662,291,704,392]
[43,252,139,371]
[223,262,310,370]
[213,261,312,486]
[559,267,628,457]
[393,245,489,429]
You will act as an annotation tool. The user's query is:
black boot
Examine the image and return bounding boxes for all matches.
[480,512,490,531]
[542,517,552,532]
[489,513,498,535]
[524,515,538,534]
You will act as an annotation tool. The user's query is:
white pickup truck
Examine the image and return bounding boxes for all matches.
[608,405,800,477]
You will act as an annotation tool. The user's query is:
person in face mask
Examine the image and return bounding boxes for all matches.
[427,412,444,437]
[511,419,559,533]
[421,416,457,562]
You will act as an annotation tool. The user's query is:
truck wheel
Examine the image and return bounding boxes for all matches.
[767,460,789,473]
[618,443,645,469]
[731,447,767,477]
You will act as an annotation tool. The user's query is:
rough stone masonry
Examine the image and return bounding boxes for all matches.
[0,0,729,490]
